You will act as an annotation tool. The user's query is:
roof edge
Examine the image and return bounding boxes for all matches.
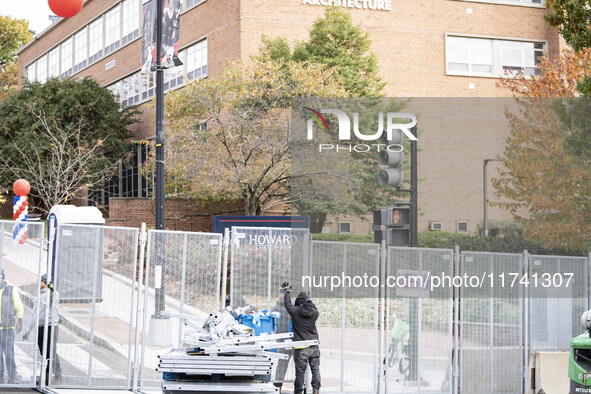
[16,0,95,56]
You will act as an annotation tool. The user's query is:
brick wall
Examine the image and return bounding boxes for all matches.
[107,197,244,231]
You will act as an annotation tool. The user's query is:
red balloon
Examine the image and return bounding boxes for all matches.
[13,179,31,197]
[48,0,84,18]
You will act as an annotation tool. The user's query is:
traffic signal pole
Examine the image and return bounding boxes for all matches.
[410,125,418,247]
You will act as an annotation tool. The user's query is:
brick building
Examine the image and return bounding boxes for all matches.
[16,0,561,233]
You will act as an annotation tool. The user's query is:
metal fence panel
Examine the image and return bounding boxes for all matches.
[309,241,380,393]
[229,227,310,389]
[0,221,45,388]
[528,254,589,352]
[385,247,453,394]
[51,224,139,389]
[459,252,523,394]
[140,229,223,390]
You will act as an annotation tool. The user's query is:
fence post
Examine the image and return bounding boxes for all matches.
[132,223,147,390]
[522,249,529,394]
[221,228,230,310]
[453,245,460,394]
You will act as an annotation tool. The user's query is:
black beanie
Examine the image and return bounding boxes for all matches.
[295,291,308,306]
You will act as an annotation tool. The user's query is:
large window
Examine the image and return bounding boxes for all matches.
[446,36,492,75]
[121,73,140,107]
[105,6,121,55]
[37,55,47,83]
[164,52,185,91]
[122,0,139,45]
[48,47,60,79]
[500,40,544,77]
[25,63,36,82]
[141,71,156,100]
[61,37,73,78]
[74,27,88,72]
[88,18,103,64]
[186,39,207,81]
[446,35,544,77]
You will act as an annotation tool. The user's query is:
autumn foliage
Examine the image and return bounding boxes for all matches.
[495,49,591,250]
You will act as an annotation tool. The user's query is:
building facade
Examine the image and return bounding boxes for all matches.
[16,0,561,233]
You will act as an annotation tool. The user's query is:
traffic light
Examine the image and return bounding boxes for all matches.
[373,207,410,246]
[378,129,405,188]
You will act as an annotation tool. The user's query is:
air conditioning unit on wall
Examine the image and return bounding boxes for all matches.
[429,222,443,231]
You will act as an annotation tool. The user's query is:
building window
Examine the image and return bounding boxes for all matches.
[500,40,543,77]
[339,222,352,234]
[141,71,156,100]
[121,73,140,107]
[185,0,205,10]
[186,39,207,81]
[60,37,73,78]
[37,55,47,83]
[107,80,122,100]
[457,221,469,233]
[88,18,103,64]
[164,51,185,92]
[446,35,545,77]
[48,47,60,79]
[105,6,121,55]
[122,0,140,45]
[120,143,152,198]
[446,36,492,76]
[74,27,88,72]
[25,63,36,82]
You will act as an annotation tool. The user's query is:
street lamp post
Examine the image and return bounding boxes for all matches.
[483,158,498,236]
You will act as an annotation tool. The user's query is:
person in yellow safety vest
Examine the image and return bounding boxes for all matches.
[0,268,23,384]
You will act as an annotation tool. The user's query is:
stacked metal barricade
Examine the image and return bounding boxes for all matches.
[158,306,317,393]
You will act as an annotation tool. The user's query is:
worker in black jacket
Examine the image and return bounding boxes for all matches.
[281,282,320,394]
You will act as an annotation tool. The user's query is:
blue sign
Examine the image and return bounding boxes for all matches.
[212,215,310,234]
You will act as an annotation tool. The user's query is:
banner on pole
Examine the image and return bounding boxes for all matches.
[141,0,183,74]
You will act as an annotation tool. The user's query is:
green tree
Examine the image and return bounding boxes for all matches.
[257,8,403,232]
[259,7,385,97]
[159,60,347,216]
[0,77,139,212]
[0,15,33,99]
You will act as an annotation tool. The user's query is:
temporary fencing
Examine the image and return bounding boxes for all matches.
[2,221,590,393]
[0,220,45,389]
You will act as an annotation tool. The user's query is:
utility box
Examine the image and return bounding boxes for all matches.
[48,205,105,303]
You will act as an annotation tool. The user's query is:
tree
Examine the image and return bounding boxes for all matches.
[495,50,591,250]
[0,16,33,99]
[545,0,591,52]
[257,8,404,231]
[0,77,139,212]
[259,7,385,97]
[160,60,347,216]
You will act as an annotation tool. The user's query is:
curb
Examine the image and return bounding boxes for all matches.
[19,289,128,358]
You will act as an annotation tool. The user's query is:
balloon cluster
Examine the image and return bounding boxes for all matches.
[13,179,30,245]
[48,0,84,18]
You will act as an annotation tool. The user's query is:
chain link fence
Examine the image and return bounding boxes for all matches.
[385,247,454,394]
[0,220,586,393]
[0,221,45,389]
[47,224,139,390]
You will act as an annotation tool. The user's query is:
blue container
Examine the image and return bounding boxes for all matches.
[238,313,276,336]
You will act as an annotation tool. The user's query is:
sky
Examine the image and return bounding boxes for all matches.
[1,0,55,35]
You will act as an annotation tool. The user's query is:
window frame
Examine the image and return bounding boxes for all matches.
[338,221,352,234]
[445,33,547,78]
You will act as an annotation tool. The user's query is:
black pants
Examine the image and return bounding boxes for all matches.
[37,326,61,380]
[294,345,320,393]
